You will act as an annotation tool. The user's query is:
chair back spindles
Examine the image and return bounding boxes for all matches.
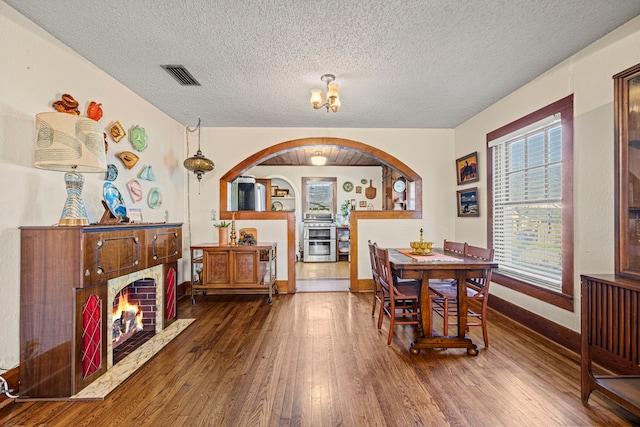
[374,244,420,346]
[464,245,494,296]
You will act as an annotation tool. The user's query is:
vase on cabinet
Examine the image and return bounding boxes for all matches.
[218,227,229,246]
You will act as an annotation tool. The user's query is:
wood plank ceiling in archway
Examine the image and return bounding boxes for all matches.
[258,147,382,167]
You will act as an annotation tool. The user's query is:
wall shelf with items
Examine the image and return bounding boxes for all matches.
[382,166,408,210]
[337,226,350,261]
[270,177,296,211]
[271,196,296,211]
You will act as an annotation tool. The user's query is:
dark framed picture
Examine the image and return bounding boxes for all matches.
[359,200,367,207]
[456,151,479,185]
[355,186,362,194]
[457,187,479,217]
[275,188,289,197]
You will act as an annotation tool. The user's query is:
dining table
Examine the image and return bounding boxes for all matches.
[389,247,498,356]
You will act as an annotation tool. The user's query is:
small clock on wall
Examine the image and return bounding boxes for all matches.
[393,179,406,193]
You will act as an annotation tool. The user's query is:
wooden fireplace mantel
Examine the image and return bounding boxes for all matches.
[18,223,182,400]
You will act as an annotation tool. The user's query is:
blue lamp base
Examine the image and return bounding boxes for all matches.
[59,171,89,226]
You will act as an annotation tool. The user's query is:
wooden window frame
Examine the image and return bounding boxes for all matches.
[487,95,574,311]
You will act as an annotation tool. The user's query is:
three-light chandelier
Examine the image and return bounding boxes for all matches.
[310,74,341,112]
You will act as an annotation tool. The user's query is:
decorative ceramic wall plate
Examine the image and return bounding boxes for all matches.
[127,179,143,202]
[108,121,125,142]
[105,164,118,181]
[103,182,127,220]
[343,181,353,192]
[117,151,140,170]
[139,165,155,181]
[129,125,148,152]
[148,187,162,209]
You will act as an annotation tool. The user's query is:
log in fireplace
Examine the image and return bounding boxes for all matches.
[112,279,156,364]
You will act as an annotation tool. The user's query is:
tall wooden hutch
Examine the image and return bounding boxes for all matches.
[581,63,640,416]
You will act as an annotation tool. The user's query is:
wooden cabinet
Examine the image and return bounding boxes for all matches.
[580,62,640,415]
[190,243,278,304]
[19,223,182,400]
[615,63,640,279]
[580,274,640,416]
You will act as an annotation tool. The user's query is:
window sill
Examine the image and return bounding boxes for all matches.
[492,271,574,312]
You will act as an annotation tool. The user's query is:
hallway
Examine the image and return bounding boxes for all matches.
[295,260,350,292]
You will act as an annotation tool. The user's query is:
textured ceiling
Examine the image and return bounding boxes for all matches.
[6,0,640,129]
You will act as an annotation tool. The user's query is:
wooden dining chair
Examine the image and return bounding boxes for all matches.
[429,244,494,347]
[375,244,421,345]
[444,239,467,256]
[368,240,383,317]
[426,240,467,335]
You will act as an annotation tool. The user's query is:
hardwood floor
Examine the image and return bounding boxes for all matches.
[296,261,350,292]
[2,292,639,426]
[296,261,350,279]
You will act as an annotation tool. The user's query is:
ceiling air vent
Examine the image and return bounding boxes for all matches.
[161,65,201,86]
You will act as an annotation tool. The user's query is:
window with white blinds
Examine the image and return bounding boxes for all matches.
[490,115,563,291]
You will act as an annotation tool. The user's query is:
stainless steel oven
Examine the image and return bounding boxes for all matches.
[303,213,336,262]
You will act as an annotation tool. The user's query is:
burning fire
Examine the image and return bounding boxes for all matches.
[112,289,144,345]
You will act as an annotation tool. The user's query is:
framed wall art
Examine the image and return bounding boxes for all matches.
[457,187,479,217]
[359,200,367,207]
[128,207,143,222]
[456,151,479,185]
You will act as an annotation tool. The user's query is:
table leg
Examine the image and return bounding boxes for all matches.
[410,269,478,356]
[420,271,431,338]
[456,270,468,338]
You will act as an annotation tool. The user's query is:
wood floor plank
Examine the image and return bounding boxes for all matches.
[1,292,640,426]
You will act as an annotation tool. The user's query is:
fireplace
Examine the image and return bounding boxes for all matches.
[106,265,166,369]
[19,223,183,400]
[112,278,157,364]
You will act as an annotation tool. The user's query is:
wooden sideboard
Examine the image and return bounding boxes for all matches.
[581,274,640,416]
[190,243,277,304]
[19,223,182,400]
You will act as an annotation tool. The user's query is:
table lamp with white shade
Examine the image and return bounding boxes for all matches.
[34,112,107,226]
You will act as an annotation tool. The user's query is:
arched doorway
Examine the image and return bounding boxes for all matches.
[218,137,422,294]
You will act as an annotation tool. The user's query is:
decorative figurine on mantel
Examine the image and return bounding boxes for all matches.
[238,229,257,245]
[410,228,433,255]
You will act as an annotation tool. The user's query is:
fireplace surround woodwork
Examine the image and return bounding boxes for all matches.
[19,223,182,400]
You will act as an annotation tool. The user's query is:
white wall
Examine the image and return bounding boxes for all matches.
[5,0,640,373]
[0,3,185,370]
[454,15,640,331]
[186,128,456,281]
